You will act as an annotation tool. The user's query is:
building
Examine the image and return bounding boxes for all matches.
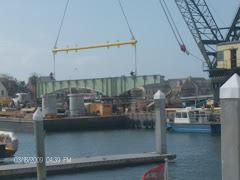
[168,78,186,92]
[131,76,211,99]
[181,79,196,97]
[130,75,166,101]
[168,76,211,97]
[217,41,240,69]
[0,82,8,97]
[131,83,168,102]
[165,90,181,108]
[26,74,55,98]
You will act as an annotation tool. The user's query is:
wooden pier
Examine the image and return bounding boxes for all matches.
[0,152,176,177]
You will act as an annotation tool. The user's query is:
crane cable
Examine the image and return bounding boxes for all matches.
[54,0,70,49]
[53,0,70,78]
[158,0,183,46]
[158,0,204,63]
[117,0,137,75]
[117,0,135,39]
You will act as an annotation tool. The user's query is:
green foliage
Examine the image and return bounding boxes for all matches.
[30,74,38,87]
[0,74,27,96]
[29,73,38,98]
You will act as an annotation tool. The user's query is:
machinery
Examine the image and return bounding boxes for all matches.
[12,93,31,107]
[175,0,240,105]
[0,97,11,106]
[160,0,240,105]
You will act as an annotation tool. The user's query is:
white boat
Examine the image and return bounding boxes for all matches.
[167,107,221,133]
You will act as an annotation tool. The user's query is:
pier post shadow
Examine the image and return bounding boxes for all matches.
[154,90,166,154]
[220,73,240,180]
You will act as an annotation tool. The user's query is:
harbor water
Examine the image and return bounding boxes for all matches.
[4,129,221,180]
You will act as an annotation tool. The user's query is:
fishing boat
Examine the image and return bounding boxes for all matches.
[0,131,18,158]
[167,107,221,133]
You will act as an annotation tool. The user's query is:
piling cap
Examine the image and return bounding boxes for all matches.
[154,90,165,100]
[33,107,43,121]
[220,73,240,99]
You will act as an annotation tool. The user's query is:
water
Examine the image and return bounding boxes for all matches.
[5,129,221,180]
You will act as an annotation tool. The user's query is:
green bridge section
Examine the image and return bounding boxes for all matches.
[37,75,163,98]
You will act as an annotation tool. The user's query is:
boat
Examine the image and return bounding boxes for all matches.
[167,107,221,133]
[0,131,18,158]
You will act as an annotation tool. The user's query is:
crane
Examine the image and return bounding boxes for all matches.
[166,0,240,104]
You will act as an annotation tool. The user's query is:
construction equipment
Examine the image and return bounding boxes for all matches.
[52,39,137,54]
[160,0,240,105]
[90,104,112,116]
[0,97,11,106]
[175,1,240,104]
[53,0,138,77]
[12,93,31,108]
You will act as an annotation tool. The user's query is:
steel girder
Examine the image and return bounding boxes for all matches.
[37,75,163,98]
[225,6,240,41]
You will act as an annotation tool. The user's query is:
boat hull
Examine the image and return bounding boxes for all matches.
[0,131,18,158]
[168,123,221,133]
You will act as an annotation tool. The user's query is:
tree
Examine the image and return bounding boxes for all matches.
[29,73,38,98]
[30,75,38,88]
[0,74,27,96]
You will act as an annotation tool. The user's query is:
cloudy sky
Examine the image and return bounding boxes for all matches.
[0,0,239,82]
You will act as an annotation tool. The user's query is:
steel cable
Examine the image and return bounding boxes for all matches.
[158,0,181,45]
[117,0,137,75]
[54,0,70,48]
[117,0,135,39]
[53,0,70,78]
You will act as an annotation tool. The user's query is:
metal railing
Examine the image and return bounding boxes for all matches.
[217,58,240,69]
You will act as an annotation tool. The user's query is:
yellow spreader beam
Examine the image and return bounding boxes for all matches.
[52,38,137,54]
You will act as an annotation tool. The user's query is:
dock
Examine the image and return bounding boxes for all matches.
[0,152,176,177]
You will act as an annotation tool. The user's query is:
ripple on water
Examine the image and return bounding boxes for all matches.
[9,129,221,180]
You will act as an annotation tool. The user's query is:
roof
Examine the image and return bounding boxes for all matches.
[0,81,7,89]
[38,76,55,82]
[217,40,240,46]
[191,78,210,89]
[167,77,209,89]
[168,79,186,89]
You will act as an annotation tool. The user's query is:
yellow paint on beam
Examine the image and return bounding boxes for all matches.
[52,39,137,53]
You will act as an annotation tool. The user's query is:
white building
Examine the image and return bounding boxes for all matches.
[0,82,8,97]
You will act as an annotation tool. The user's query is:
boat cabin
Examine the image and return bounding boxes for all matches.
[174,107,207,124]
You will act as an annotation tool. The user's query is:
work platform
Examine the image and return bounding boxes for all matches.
[0,152,176,178]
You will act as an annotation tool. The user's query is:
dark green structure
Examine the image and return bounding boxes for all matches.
[37,75,164,98]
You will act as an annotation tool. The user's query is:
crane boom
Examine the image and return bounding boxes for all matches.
[174,0,224,70]
[225,6,240,41]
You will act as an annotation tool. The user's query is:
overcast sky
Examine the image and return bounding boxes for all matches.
[0,0,239,82]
